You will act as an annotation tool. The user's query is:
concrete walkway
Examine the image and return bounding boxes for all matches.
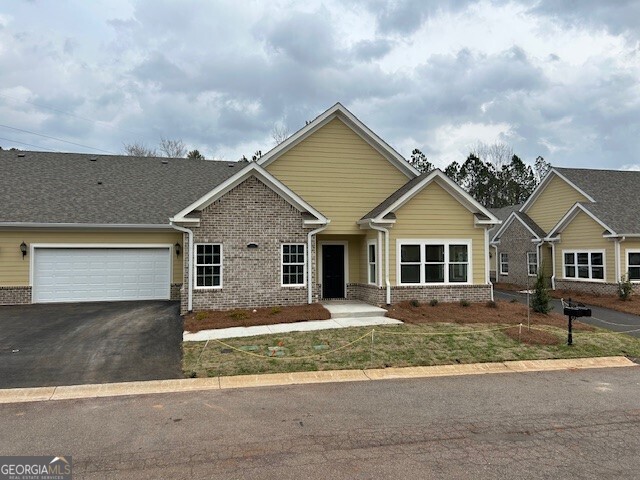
[0,356,634,404]
[183,301,401,341]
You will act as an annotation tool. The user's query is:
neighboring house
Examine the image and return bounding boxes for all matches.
[491,167,640,295]
[0,103,500,313]
[487,204,520,283]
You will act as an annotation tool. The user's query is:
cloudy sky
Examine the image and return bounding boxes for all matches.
[0,0,638,169]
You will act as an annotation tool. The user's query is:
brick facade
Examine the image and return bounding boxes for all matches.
[345,283,492,306]
[0,286,32,305]
[181,176,316,313]
[170,283,182,301]
[495,218,538,287]
[554,279,640,296]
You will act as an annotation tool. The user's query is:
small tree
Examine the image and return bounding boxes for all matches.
[408,148,434,174]
[531,274,552,314]
[187,149,205,159]
[618,273,633,301]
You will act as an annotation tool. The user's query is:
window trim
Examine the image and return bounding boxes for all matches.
[626,249,640,283]
[396,239,472,286]
[561,249,606,282]
[527,251,538,277]
[281,243,306,288]
[499,252,509,275]
[367,239,377,285]
[194,243,223,290]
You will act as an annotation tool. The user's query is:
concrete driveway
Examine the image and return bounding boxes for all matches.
[0,301,183,389]
[495,289,640,338]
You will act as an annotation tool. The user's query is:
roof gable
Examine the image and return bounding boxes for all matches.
[257,103,419,179]
[547,202,615,238]
[360,169,500,225]
[520,168,595,214]
[171,162,327,225]
[491,211,545,243]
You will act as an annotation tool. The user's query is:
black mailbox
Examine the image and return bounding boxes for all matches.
[563,304,592,318]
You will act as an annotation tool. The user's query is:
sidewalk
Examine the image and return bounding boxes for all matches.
[1,356,634,404]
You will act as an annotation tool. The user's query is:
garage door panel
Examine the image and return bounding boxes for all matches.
[33,248,171,303]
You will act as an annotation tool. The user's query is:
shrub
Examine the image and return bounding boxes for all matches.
[429,299,439,307]
[486,300,497,309]
[459,299,470,307]
[270,306,282,315]
[619,273,633,301]
[195,311,208,321]
[410,299,420,307]
[228,310,248,320]
[531,274,552,314]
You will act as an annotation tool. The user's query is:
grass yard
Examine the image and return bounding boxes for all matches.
[183,301,640,378]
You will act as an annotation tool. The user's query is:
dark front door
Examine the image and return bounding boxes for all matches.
[322,244,345,299]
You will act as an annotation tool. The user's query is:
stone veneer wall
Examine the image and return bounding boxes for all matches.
[554,279,640,296]
[495,218,537,287]
[0,286,32,305]
[181,176,316,313]
[170,283,182,301]
[347,283,492,306]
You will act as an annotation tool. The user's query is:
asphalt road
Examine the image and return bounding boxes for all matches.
[494,289,640,338]
[2,367,639,479]
[0,301,183,388]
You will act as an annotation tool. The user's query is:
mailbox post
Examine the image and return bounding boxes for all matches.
[562,298,592,346]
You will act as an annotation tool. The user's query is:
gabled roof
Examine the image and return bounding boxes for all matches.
[546,202,615,238]
[360,169,500,225]
[491,211,545,244]
[487,203,521,239]
[257,102,419,179]
[0,150,244,226]
[171,162,327,225]
[520,167,595,214]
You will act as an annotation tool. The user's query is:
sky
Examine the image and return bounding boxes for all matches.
[0,0,638,170]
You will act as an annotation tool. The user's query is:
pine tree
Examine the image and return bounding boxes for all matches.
[531,274,552,314]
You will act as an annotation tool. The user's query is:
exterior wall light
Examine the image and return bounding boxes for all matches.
[175,242,181,257]
[20,242,27,259]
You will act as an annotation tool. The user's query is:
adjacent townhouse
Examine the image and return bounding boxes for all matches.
[491,167,640,294]
[0,103,500,313]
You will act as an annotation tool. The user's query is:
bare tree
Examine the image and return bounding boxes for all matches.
[123,141,157,157]
[159,137,187,158]
[471,141,514,168]
[271,121,290,145]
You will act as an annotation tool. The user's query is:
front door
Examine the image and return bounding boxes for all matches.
[322,245,345,299]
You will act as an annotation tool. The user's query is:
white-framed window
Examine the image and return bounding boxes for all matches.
[500,253,509,275]
[627,250,640,281]
[563,250,605,281]
[527,252,538,276]
[367,240,377,285]
[282,244,305,286]
[195,243,222,288]
[398,240,471,285]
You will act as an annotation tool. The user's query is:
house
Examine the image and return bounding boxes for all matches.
[487,204,521,282]
[0,103,500,314]
[491,167,640,294]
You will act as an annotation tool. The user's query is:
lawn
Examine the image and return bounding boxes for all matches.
[183,301,640,378]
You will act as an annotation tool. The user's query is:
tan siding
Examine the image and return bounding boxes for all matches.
[389,181,487,285]
[265,118,410,234]
[316,234,363,284]
[359,230,379,285]
[554,211,615,283]
[526,174,588,233]
[0,230,183,286]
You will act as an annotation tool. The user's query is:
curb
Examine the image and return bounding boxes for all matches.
[0,356,635,405]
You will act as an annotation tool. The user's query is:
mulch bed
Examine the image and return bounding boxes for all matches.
[386,300,594,331]
[550,289,640,316]
[503,325,561,345]
[184,303,331,332]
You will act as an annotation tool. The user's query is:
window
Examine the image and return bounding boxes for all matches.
[527,252,538,276]
[368,241,377,284]
[195,244,221,288]
[282,244,305,286]
[398,240,470,285]
[628,251,640,281]
[500,253,509,275]
[563,251,604,281]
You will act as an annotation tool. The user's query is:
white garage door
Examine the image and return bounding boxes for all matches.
[33,247,171,303]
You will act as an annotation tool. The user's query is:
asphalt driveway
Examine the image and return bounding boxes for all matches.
[0,301,183,389]
[494,289,640,338]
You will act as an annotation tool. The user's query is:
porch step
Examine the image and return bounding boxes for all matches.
[322,301,388,319]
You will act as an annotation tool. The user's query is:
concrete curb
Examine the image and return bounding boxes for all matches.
[0,356,635,405]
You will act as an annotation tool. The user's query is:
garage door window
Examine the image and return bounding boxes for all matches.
[195,244,222,288]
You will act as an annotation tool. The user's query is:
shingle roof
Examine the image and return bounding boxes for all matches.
[360,171,431,220]
[514,211,546,238]
[487,204,521,239]
[0,151,246,225]
[554,167,640,234]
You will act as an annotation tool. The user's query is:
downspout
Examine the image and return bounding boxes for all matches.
[550,241,556,290]
[616,236,626,282]
[535,239,544,277]
[484,227,493,301]
[369,221,391,305]
[307,223,329,304]
[170,222,194,312]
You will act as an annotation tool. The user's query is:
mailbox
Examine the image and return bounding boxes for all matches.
[563,303,592,318]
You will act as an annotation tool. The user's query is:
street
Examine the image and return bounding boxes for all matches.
[1,366,639,479]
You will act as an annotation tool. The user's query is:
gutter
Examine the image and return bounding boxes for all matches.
[368,221,391,305]
[0,222,174,230]
[550,241,556,290]
[307,223,329,304]
[170,222,194,313]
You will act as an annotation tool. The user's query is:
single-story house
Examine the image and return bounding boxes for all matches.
[491,167,640,294]
[0,103,500,313]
